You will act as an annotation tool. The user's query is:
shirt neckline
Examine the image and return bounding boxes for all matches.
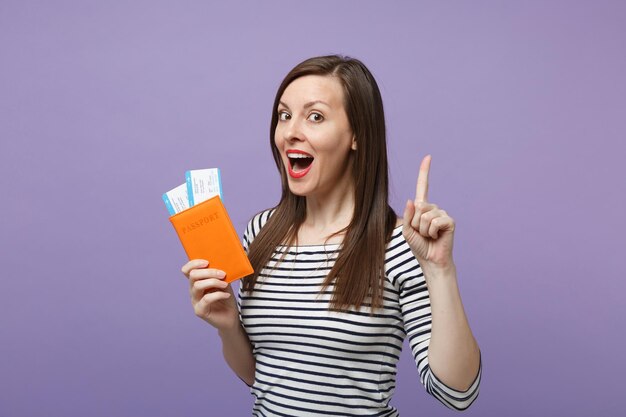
[276,224,404,248]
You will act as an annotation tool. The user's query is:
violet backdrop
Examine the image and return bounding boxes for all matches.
[1,1,624,416]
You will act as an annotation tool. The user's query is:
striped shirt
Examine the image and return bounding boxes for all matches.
[238,209,481,416]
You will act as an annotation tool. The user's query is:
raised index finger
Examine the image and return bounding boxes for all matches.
[415,154,432,203]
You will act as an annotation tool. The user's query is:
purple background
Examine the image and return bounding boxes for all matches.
[1,1,624,416]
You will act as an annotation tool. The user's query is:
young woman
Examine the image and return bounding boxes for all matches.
[182,55,482,416]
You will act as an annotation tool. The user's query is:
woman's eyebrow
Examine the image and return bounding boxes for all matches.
[303,100,330,109]
[278,100,330,110]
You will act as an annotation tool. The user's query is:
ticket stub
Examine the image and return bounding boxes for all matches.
[162,183,190,215]
[186,168,223,206]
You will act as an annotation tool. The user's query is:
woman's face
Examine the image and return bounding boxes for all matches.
[274,75,356,198]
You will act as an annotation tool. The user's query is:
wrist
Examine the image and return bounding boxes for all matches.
[420,259,457,278]
[218,320,244,339]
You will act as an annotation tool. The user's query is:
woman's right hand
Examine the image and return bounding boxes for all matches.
[181,259,239,331]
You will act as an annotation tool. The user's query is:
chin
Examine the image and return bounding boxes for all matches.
[287,184,310,197]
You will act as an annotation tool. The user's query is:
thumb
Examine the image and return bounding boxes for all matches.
[402,199,415,234]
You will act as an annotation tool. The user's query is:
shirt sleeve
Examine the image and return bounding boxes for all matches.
[241,208,275,254]
[237,209,275,327]
[391,241,481,410]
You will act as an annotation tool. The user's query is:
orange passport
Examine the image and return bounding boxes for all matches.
[169,195,253,283]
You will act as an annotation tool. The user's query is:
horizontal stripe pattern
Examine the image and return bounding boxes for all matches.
[238,209,481,416]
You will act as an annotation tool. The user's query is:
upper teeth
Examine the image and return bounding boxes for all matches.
[287,153,312,158]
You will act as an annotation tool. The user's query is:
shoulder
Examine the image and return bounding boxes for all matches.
[243,207,276,244]
[384,220,424,290]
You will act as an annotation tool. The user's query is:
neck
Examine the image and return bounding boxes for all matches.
[303,173,355,233]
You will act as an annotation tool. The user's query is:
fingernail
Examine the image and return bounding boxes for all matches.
[217,271,226,278]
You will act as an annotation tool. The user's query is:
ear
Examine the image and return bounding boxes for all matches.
[351,136,357,150]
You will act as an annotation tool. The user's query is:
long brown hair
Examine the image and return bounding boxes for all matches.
[242,55,398,312]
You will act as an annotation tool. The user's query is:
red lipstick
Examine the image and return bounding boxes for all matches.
[286,150,314,179]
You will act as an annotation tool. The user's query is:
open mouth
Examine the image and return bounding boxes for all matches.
[289,155,314,171]
[286,150,314,178]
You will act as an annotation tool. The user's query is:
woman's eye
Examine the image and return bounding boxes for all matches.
[308,112,324,122]
[278,111,291,121]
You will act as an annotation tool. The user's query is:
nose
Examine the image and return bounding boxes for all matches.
[282,118,305,143]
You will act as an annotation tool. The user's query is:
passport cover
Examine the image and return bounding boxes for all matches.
[169,195,253,283]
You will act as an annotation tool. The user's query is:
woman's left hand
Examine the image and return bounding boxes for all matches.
[402,155,456,269]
